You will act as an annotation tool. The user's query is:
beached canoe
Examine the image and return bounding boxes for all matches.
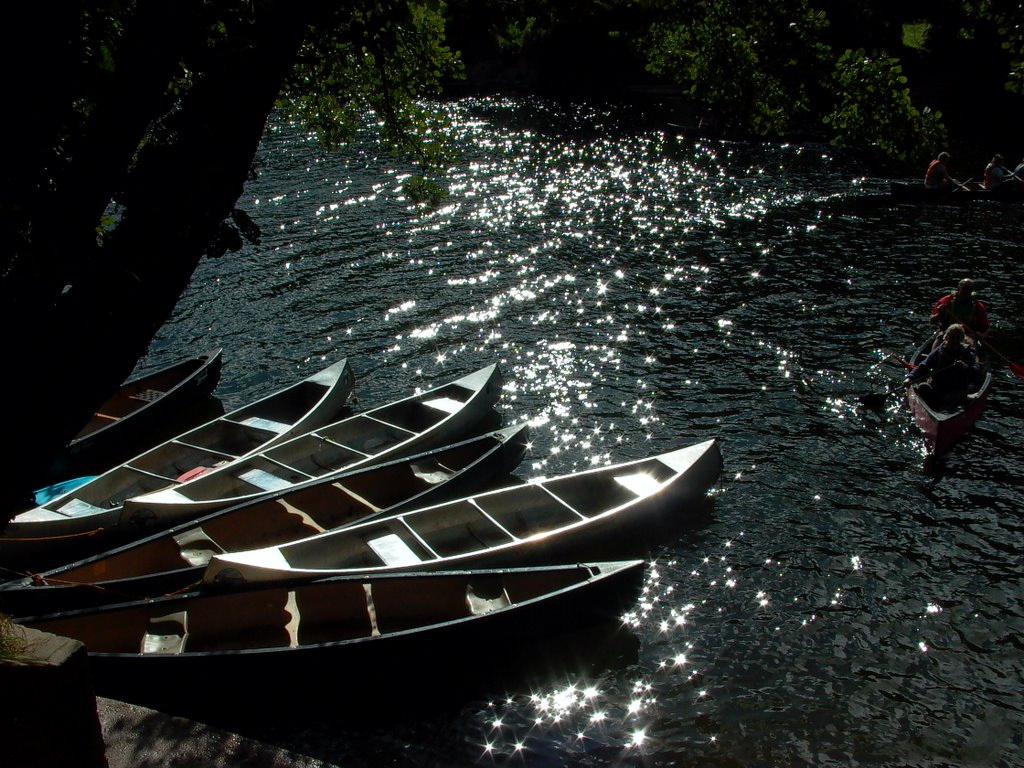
[203,438,722,586]
[118,364,504,526]
[0,357,355,570]
[907,335,992,458]
[48,349,224,482]
[19,560,645,714]
[0,423,530,617]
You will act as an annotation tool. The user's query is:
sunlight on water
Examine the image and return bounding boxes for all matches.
[156,97,1024,767]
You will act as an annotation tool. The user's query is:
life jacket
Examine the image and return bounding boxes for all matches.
[941,294,979,326]
[925,159,945,187]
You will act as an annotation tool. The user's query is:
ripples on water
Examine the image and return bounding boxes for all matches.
[149,97,1023,766]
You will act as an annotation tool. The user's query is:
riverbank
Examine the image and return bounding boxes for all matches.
[98,697,338,768]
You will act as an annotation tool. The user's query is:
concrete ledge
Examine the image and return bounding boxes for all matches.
[2,625,107,768]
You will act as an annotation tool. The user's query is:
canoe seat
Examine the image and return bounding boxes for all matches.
[366,533,423,566]
[173,527,224,567]
[177,466,214,483]
[141,610,188,654]
[237,468,294,492]
[130,388,164,403]
[422,396,463,414]
[465,582,511,615]
[239,416,291,434]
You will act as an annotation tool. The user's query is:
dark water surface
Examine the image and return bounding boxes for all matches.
[145,98,1023,767]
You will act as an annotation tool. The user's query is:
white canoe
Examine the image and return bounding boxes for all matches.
[1,357,355,569]
[119,364,503,526]
[204,438,722,586]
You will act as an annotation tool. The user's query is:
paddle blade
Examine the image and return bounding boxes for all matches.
[1010,360,1024,379]
[859,392,890,409]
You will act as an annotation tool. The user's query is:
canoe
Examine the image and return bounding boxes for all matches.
[48,349,224,482]
[118,363,504,525]
[0,357,355,570]
[18,560,645,714]
[204,438,722,586]
[890,180,1024,205]
[907,335,992,457]
[0,423,530,618]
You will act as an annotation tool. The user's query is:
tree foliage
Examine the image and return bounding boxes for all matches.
[631,0,1019,160]
[0,0,463,516]
[642,0,831,136]
[823,50,947,162]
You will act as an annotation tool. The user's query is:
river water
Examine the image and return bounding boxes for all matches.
[147,97,1023,767]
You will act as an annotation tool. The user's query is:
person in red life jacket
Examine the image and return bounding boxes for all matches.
[925,151,959,189]
[929,278,990,346]
[983,154,1009,189]
[906,324,981,410]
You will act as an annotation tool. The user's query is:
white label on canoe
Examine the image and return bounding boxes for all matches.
[614,471,663,497]
[367,533,422,566]
[238,468,293,492]
[54,498,106,518]
[422,396,463,414]
[239,416,290,433]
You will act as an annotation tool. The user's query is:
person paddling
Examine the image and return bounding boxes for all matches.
[983,154,1010,190]
[906,324,980,410]
[925,151,960,190]
[929,278,989,346]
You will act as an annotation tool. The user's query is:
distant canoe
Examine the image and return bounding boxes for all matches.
[48,349,224,482]
[19,560,645,714]
[0,357,355,570]
[0,423,530,618]
[118,364,504,526]
[204,438,722,586]
[890,181,1024,205]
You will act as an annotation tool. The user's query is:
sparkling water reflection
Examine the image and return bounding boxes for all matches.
[147,97,1024,766]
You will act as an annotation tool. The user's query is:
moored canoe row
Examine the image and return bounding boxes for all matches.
[2,354,724,710]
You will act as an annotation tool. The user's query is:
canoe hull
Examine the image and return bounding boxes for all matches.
[20,561,645,718]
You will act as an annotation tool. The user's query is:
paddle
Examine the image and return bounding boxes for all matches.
[887,353,916,371]
[859,381,911,409]
[980,338,1024,379]
[859,361,959,409]
[937,177,973,203]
